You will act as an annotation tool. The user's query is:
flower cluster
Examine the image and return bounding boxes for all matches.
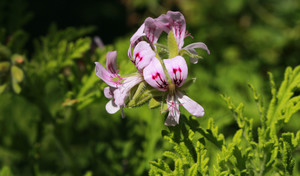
[95,11,210,126]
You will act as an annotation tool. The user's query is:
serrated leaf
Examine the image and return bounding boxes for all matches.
[174,159,184,176]
[163,151,179,160]
[232,129,242,145]
[188,163,198,176]
[248,84,266,126]
[11,65,24,83]
[68,37,91,59]
[196,118,224,149]
[150,160,172,175]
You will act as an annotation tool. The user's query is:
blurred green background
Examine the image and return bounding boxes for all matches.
[0,0,299,175]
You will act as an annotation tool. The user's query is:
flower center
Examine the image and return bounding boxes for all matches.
[168,83,176,95]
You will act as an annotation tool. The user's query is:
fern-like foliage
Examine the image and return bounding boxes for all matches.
[149,66,300,175]
[149,115,219,176]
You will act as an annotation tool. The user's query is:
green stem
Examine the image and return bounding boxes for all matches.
[155,51,173,85]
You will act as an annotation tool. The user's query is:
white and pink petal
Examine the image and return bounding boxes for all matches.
[105,99,120,114]
[144,17,165,44]
[104,87,113,99]
[176,91,204,117]
[132,41,155,71]
[129,23,146,58]
[183,42,210,64]
[95,62,118,88]
[164,56,188,87]
[106,51,118,74]
[143,58,168,91]
[164,94,180,126]
[166,11,186,49]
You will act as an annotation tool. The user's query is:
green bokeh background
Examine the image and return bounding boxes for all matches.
[0,0,299,175]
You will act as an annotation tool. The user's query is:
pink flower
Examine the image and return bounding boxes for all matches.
[129,11,210,64]
[95,51,142,116]
[143,56,204,126]
[95,51,121,88]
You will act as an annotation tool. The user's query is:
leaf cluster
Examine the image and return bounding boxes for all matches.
[150,66,300,175]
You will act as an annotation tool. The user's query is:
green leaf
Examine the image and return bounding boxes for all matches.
[128,82,152,108]
[11,65,24,83]
[67,37,91,60]
[150,159,172,175]
[168,30,179,58]
[248,84,266,127]
[232,129,242,145]
[149,98,161,109]
[163,151,179,160]
[127,89,152,108]
[188,163,198,176]
[174,159,184,176]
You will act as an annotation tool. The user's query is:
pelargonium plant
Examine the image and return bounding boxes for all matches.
[95,11,210,126]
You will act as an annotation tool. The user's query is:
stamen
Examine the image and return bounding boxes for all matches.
[185,30,194,39]
[165,98,183,115]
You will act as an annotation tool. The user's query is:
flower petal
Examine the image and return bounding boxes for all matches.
[166,11,186,49]
[144,16,170,44]
[176,91,204,117]
[132,41,155,71]
[106,51,118,74]
[114,75,143,106]
[143,58,168,91]
[105,100,120,114]
[104,87,113,99]
[164,94,180,126]
[164,56,188,87]
[95,62,118,87]
[129,23,146,58]
[183,42,210,64]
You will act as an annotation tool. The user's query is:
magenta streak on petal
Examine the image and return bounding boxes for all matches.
[146,27,156,43]
[134,52,143,65]
[152,72,168,89]
[172,67,183,86]
[107,63,117,75]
